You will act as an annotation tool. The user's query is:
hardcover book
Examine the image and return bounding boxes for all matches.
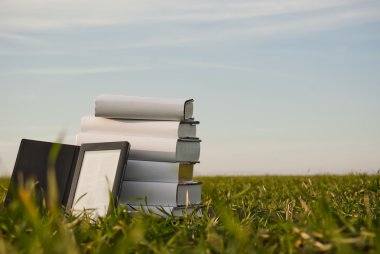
[80,116,198,138]
[119,181,202,206]
[76,133,201,163]
[123,160,193,183]
[95,94,194,121]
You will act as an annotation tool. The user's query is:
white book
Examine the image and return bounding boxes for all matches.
[95,94,194,121]
[76,132,200,162]
[119,181,202,206]
[124,205,203,217]
[80,116,198,138]
[124,160,193,183]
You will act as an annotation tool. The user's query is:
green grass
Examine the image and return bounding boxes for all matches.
[1,175,380,253]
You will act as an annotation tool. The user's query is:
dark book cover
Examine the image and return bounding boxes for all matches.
[5,139,79,207]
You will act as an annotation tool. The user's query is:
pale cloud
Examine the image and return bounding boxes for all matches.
[0,0,376,32]
[0,32,48,46]
[13,58,257,76]
[144,0,362,22]
[0,0,378,50]
[225,6,380,39]
[160,59,253,71]
[18,65,152,75]
[78,4,380,50]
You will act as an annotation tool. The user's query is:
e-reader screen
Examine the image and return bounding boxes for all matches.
[72,149,121,217]
[66,142,130,217]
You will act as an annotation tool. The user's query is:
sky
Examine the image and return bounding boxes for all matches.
[0,0,379,176]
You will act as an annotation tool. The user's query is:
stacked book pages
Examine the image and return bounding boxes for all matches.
[76,94,202,217]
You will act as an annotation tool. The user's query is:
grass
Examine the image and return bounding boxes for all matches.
[0,174,380,253]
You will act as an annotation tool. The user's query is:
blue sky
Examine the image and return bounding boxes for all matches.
[0,0,379,176]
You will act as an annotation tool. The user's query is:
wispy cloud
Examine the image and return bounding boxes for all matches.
[0,0,377,32]
[159,59,253,71]
[143,0,362,23]
[14,60,252,76]
[0,0,378,51]
[0,32,48,46]
[79,4,380,50]
[19,65,152,75]
[224,6,380,39]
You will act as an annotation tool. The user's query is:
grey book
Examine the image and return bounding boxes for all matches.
[119,181,202,207]
[76,133,201,163]
[123,160,194,183]
[80,116,198,139]
[95,94,194,121]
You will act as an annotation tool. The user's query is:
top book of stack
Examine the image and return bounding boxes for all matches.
[95,94,194,121]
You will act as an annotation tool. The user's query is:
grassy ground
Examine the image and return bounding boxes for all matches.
[0,175,379,253]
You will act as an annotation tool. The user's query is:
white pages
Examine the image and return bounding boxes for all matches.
[80,116,197,138]
[95,94,194,121]
[76,133,200,162]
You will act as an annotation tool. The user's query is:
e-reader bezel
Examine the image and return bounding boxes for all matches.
[65,141,130,215]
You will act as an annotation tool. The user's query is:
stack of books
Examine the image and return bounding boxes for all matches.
[76,94,202,217]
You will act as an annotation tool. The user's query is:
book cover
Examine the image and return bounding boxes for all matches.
[5,139,79,207]
[95,94,194,121]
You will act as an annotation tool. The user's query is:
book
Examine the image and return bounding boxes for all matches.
[76,133,201,163]
[5,139,79,207]
[124,160,193,183]
[80,116,198,138]
[125,205,203,217]
[119,181,202,206]
[95,94,194,121]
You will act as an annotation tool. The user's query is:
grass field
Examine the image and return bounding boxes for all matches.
[0,175,379,253]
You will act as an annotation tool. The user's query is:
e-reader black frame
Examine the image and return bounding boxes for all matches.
[65,141,130,214]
